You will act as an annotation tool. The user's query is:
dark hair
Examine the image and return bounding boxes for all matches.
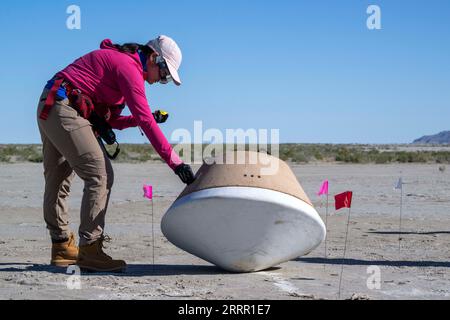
[113,43,154,56]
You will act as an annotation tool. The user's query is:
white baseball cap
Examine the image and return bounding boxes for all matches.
[146,35,182,86]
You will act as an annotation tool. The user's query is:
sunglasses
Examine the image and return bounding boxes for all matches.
[155,56,173,84]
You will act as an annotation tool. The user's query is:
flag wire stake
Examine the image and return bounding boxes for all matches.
[398,182,403,254]
[338,206,351,300]
[152,198,155,274]
[325,192,329,259]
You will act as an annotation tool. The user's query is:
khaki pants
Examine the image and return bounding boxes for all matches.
[36,89,113,245]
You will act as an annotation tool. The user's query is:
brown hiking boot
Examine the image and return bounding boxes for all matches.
[51,232,79,267]
[76,235,126,273]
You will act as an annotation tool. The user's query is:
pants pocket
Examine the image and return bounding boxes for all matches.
[57,100,92,132]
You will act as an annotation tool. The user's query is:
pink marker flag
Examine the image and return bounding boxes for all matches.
[143,184,153,200]
[317,180,329,196]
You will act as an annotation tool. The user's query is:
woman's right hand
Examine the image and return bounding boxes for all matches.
[174,163,196,185]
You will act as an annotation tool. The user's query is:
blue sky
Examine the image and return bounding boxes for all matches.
[0,0,449,144]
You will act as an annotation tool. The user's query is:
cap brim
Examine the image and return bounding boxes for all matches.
[166,60,181,86]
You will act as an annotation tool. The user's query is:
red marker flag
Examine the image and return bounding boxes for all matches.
[335,191,353,210]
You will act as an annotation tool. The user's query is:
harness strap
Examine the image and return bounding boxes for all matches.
[39,78,64,120]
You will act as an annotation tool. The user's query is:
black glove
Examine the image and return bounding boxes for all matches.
[153,110,169,123]
[174,163,196,185]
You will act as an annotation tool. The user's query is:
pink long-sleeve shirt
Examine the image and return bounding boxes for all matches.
[57,39,182,170]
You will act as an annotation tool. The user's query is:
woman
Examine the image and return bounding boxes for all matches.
[36,35,195,272]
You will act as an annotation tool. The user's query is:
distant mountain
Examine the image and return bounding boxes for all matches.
[413,131,450,144]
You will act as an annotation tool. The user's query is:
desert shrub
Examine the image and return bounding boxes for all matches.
[396,152,409,163]
[313,151,323,160]
[2,143,450,164]
[290,151,308,163]
[27,153,43,163]
[0,154,10,162]
[335,147,363,163]
[433,152,450,164]
[374,152,394,164]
